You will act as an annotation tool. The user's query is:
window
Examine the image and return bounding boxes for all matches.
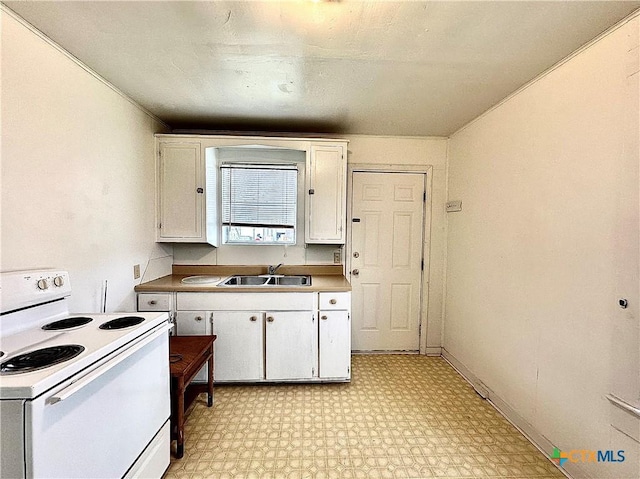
[221,164,298,244]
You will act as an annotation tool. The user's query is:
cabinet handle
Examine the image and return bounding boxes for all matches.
[195,316,203,322]
[196,187,204,194]
[148,300,157,305]
[266,316,274,322]
[250,316,258,322]
[321,315,328,320]
[329,299,337,305]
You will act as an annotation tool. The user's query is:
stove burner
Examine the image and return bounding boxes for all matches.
[42,316,93,331]
[99,316,145,330]
[0,345,85,375]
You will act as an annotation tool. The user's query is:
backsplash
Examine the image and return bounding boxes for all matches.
[172,243,341,266]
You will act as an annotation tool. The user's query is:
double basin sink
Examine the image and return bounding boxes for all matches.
[219,275,311,287]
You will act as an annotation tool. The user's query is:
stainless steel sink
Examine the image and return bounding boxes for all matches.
[220,276,271,286]
[273,275,311,286]
[219,275,311,287]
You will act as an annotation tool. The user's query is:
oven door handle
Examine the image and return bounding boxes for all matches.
[47,322,172,405]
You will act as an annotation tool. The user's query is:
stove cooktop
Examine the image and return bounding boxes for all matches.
[0,311,169,400]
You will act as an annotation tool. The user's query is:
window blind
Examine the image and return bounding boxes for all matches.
[221,165,297,228]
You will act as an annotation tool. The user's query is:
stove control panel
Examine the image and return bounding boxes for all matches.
[0,270,71,313]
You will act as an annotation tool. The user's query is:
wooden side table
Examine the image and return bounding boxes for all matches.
[169,335,216,458]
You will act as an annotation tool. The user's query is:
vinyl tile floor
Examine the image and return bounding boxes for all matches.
[164,355,564,479]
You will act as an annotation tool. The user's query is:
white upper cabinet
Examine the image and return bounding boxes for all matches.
[156,135,347,245]
[305,142,348,244]
[156,141,218,245]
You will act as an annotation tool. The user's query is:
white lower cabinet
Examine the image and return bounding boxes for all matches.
[174,291,350,383]
[175,311,210,382]
[318,292,351,380]
[211,311,264,381]
[265,311,316,380]
[319,311,351,379]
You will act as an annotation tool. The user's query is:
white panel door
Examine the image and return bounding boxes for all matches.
[211,311,264,381]
[265,311,316,380]
[319,310,351,379]
[350,172,425,351]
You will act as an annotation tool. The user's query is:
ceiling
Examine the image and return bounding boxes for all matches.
[4,1,639,137]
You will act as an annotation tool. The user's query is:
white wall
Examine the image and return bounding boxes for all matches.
[445,14,639,479]
[1,10,170,313]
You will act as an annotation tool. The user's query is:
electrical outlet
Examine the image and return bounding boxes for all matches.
[333,251,341,264]
[133,264,141,279]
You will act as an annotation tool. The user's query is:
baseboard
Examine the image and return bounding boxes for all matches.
[441,349,576,479]
[425,346,442,356]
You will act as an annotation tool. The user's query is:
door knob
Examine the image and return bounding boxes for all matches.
[250,315,258,322]
[267,316,274,322]
[619,299,628,309]
[352,269,359,277]
[195,316,203,322]
[353,252,359,258]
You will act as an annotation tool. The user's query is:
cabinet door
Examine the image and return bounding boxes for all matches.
[211,311,264,381]
[265,311,316,380]
[175,311,210,381]
[306,144,347,243]
[158,142,203,241]
[175,311,209,335]
[319,311,351,379]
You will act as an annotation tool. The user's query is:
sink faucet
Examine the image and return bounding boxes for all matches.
[268,263,283,275]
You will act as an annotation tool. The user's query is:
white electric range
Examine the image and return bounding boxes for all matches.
[0,270,173,479]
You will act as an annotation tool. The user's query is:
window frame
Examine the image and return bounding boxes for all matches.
[219,156,305,246]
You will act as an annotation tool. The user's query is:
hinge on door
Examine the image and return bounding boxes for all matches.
[158,223,162,230]
[421,259,424,271]
[423,191,426,202]
[347,366,350,374]
[312,367,315,376]
[348,313,350,321]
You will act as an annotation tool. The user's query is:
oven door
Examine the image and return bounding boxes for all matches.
[24,323,171,479]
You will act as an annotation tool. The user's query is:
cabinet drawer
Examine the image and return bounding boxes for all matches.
[319,292,350,310]
[137,293,172,311]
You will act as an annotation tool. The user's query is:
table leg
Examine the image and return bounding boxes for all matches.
[207,348,214,408]
[176,378,185,459]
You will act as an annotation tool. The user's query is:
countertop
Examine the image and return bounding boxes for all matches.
[134,265,352,293]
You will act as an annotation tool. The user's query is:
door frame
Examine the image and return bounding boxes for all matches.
[346,164,434,355]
